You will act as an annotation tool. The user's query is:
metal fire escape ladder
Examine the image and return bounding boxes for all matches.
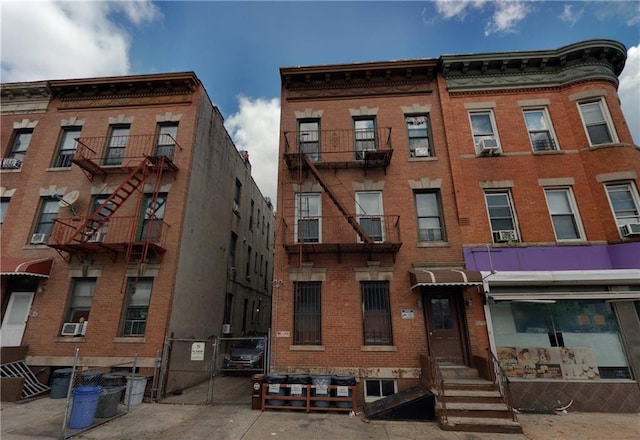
[67,159,151,244]
[299,154,373,243]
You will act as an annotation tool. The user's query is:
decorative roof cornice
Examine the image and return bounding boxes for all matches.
[0,82,52,102]
[440,39,627,93]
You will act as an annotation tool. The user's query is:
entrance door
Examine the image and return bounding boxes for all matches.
[425,292,466,364]
[0,292,34,347]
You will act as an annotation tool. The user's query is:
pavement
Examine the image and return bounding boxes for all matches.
[1,377,639,440]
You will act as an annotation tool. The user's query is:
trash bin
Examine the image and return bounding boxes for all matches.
[69,386,103,429]
[95,375,126,418]
[311,375,332,407]
[287,374,309,407]
[50,368,73,399]
[79,370,104,386]
[331,375,356,408]
[251,374,266,410]
[265,373,288,406]
[124,376,148,406]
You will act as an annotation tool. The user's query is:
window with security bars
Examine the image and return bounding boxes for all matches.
[294,282,321,345]
[362,281,392,345]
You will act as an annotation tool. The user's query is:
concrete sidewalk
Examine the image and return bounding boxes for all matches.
[2,396,639,440]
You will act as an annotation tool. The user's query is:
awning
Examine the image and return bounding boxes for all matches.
[0,257,54,278]
[409,268,483,289]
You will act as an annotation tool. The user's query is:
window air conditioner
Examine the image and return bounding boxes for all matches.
[493,230,517,243]
[222,324,232,334]
[1,158,22,169]
[31,233,47,244]
[61,321,88,336]
[621,223,640,237]
[479,138,499,154]
[88,231,106,243]
[414,147,430,157]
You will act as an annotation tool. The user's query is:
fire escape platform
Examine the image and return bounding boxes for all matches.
[284,242,402,255]
[284,150,392,172]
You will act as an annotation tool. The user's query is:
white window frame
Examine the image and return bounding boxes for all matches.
[604,182,640,234]
[523,107,559,152]
[468,110,501,154]
[294,193,321,243]
[405,114,432,157]
[577,98,618,146]
[484,190,520,242]
[415,191,445,242]
[364,378,397,403]
[356,191,384,243]
[544,187,585,241]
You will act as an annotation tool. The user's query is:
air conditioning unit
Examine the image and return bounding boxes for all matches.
[621,223,640,237]
[479,138,499,154]
[30,233,47,244]
[414,147,430,157]
[1,158,22,169]
[232,201,239,213]
[222,324,232,334]
[493,230,518,243]
[61,321,88,336]
[88,231,106,243]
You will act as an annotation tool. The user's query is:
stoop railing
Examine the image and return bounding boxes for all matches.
[487,349,517,422]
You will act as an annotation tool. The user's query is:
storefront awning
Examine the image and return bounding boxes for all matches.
[409,269,483,289]
[0,257,54,278]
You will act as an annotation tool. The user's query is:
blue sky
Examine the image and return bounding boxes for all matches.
[2,1,639,202]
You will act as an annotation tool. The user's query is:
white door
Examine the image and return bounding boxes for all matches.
[0,292,34,347]
[356,191,384,242]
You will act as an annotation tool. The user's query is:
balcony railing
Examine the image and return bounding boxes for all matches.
[73,134,181,175]
[283,128,392,166]
[282,214,401,254]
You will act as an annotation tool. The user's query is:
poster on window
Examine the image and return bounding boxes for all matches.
[497,346,563,379]
[559,347,600,380]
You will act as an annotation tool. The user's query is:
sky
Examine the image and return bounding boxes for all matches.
[2,1,639,204]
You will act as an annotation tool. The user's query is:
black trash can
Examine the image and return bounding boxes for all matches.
[251,374,266,410]
[311,375,332,407]
[50,368,73,399]
[331,375,356,408]
[265,373,288,406]
[95,375,126,418]
[287,374,310,407]
[79,370,104,386]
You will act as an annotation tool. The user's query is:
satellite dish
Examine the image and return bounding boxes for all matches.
[59,190,80,208]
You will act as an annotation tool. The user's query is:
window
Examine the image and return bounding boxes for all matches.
[229,233,238,269]
[66,278,96,323]
[605,183,640,232]
[298,120,320,161]
[122,278,153,337]
[138,193,166,241]
[87,195,114,241]
[485,190,519,242]
[295,193,321,243]
[246,245,252,278]
[354,118,377,160]
[53,127,81,168]
[362,281,392,345]
[578,99,617,146]
[294,281,321,345]
[32,197,59,243]
[104,125,130,166]
[356,191,384,242]
[406,115,432,157]
[469,110,500,153]
[415,191,445,242]
[155,123,178,160]
[5,129,33,166]
[523,108,558,151]
[233,179,241,213]
[250,200,255,230]
[544,188,583,240]
[364,379,397,402]
[254,251,259,274]
[0,197,9,224]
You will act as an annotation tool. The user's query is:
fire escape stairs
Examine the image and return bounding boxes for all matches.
[299,153,373,243]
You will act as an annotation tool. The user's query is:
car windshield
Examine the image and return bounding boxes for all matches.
[233,339,263,349]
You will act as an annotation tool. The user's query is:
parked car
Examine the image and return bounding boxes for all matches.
[223,338,265,371]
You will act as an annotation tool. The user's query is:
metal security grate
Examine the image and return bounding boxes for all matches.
[0,360,50,399]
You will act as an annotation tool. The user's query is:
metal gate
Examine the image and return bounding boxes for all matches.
[157,335,267,405]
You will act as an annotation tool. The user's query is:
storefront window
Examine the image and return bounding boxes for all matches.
[491,300,631,380]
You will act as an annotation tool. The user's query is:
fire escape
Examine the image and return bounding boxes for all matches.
[282,127,401,265]
[48,134,179,269]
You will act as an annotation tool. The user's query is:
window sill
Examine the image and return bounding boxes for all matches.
[54,336,85,343]
[0,168,22,173]
[408,156,437,162]
[532,149,564,155]
[290,345,325,351]
[46,167,72,172]
[588,142,633,150]
[23,244,48,249]
[555,240,591,246]
[361,345,397,352]
[417,241,450,248]
[113,337,146,343]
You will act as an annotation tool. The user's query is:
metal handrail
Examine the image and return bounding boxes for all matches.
[428,357,448,424]
[487,349,517,421]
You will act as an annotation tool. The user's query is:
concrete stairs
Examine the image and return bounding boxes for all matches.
[433,363,522,434]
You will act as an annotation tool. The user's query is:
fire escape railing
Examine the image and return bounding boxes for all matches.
[487,349,518,421]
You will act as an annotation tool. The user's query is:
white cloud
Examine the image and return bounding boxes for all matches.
[225,97,281,205]
[433,0,488,20]
[484,1,532,36]
[619,44,640,145]
[559,4,584,27]
[0,0,161,82]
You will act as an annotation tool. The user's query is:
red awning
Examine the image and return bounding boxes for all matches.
[409,268,482,289]
[0,257,54,278]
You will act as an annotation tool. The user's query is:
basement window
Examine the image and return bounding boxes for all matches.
[364,378,397,402]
